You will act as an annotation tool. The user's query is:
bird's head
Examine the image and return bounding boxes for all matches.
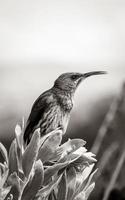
[54,71,107,94]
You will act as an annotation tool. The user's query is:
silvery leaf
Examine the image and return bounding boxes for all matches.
[0,168,9,188]
[7,172,20,200]
[0,143,8,165]
[57,171,67,200]
[22,130,40,178]
[73,168,97,199]
[84,182,95,200]
[66,167,76,200]
[21,160,44,200]
[0,186,12,200]
[44,162,68,185]
[37,131,62,163]
[9,139,19,175]
[37,174,62,198]
[59,139,86,159]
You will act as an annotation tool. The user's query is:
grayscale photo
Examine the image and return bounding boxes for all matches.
[0,0,125,200]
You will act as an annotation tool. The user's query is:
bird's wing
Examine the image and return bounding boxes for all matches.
[24,90,55,143]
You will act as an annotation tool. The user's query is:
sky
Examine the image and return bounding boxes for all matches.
[0,0,125,139]
[0,0,125,65]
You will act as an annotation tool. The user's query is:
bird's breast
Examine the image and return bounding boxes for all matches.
[61,112,70,134]
[61,97,73,112]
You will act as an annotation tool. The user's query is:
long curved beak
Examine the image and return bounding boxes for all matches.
[83,71,107,78]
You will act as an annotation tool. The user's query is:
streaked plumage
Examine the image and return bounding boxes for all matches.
[24,71,106,145]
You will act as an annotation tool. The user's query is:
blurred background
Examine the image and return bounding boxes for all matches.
[1,0,125,199]
[0,0,125,144]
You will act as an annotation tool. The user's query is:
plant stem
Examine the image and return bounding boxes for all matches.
[91,83,125,155]
[102,146,125,200]
[91,99,118,155]
[95,142,119,180]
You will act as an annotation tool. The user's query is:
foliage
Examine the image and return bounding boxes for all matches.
[0,124,97,200]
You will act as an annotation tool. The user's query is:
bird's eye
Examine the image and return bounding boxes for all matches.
[71,75,79,80]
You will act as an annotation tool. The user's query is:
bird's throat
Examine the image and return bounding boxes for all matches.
[53,87,73,112]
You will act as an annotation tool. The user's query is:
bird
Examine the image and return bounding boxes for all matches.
[23,71,106,145]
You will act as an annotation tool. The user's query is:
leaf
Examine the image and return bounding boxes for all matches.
[0,163,7,174]
[66,167,76,200]
[82,152,97,163]
[15,125,23,173]
[69,156,89,172]
[75,164,94,193]
[73,148,97,164]
[0,142,8,165]
[15,124,22,148]
[79,164,95,183]
[21,160,44,200]
[39,129,62,144]
[59,139,86,159]
[59,152,90,173]
[37,131,62,163]
[44,162,68,185]
[22,130,40,178]
[48,147,64,162]
[59,152,81,164]
[9,139,19,175]
[5,194,13,200]
[71,153,96,169]
[7,172,20,188]
[72,147,87,155]
[48,192,55,200]
[0,168,9,188]
[7,172,20,200]
[74,183,95,200]
[57,171,67,200]
[74,191,86,200]
[5,187,19,200]
[0,186,12,200]
[83,169,97,191]
[73,166,96,199]
[84,182,95,200]
[37,174,62,198]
